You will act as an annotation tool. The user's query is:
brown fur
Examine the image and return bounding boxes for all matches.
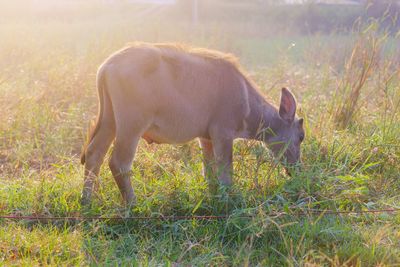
[81,42,250,164]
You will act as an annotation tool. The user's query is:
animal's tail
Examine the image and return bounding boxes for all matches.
[80,67,107,165]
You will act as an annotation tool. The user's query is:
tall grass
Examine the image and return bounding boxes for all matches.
[334,23,381,128]
[332,19,399,129]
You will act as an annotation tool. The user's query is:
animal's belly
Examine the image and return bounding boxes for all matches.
[142,121,205,145]
[141,99,210,144]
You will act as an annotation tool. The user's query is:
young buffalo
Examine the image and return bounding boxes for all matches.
[81,43,304,205]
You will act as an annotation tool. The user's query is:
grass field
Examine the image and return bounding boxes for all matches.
[0,2,399,266]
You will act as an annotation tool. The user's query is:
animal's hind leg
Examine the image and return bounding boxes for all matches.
[82,125,115,205]
[109,132,142,205]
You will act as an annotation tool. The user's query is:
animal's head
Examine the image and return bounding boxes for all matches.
[263,88,305,170]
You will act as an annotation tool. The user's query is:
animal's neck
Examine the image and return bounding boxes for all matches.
[242,82,281,141]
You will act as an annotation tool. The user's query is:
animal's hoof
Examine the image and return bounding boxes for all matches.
[124,195,137,207]
[219,179,233,187]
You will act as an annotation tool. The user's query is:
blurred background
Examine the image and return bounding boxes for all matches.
[1,0,399,66]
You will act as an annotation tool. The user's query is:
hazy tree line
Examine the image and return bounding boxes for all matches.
[175,0,400,34]
[296,0,400,33]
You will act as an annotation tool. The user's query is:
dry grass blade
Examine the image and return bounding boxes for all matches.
[334,22,384,129]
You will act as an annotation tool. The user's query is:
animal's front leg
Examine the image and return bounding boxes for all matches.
[211,137,233,186]
[199,138,215,177]
[199,138,217,190]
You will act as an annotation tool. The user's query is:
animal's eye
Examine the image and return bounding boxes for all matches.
[299,134,305,142]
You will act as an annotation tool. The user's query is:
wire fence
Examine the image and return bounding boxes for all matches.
[0,208,398,222]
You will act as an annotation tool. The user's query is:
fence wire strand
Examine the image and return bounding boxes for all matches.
[0,208,398,222]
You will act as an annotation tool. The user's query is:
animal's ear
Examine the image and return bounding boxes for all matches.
[279,88,297,124]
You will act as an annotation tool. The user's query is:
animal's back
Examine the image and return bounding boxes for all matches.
[100,43,252,143]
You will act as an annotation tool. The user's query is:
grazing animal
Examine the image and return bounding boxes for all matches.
[80,42,305,205]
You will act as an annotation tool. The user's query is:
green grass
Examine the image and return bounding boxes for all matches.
[0,2,399,266]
